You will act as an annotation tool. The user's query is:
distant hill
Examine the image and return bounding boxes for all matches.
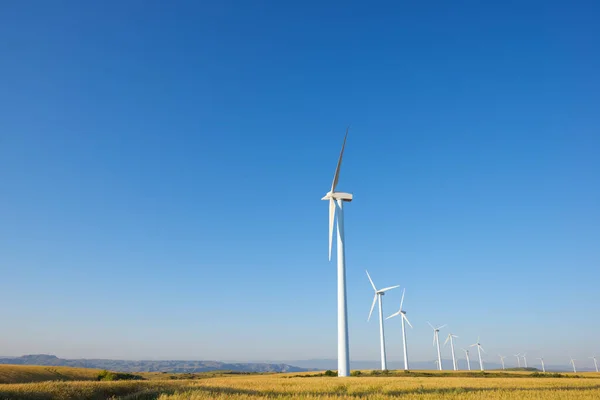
[0,355,312,373]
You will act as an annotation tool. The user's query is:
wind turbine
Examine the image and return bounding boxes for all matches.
[514,353,521,368]
[590,356,599,373]
[537,357,546,373]
[570,357,577,373]
[521,353,528,368]
[444,333,459,371]
[428,322,446,371]
[322,127,354,377]
[498,355,506,370]
[366,270,399,371]
[461,348,471,371]
[470,337,485,371]
[386,288,413,371]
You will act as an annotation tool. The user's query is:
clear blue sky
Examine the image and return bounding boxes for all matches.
[1,1,599,367]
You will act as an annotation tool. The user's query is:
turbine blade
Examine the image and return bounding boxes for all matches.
[469,344,477,347]
[403,314,413,328]
[379,285,400,292]
[386,311,400,320]
[330,127,349,192]
[437,324,447,330]
[480,346,486,353]
[399,288,405,310]
[365,270,377,291]
[432,333,436,346]
[444,335,450,346]
[427,321,435,330]
[368,294,377,321]
[328,198,335,261]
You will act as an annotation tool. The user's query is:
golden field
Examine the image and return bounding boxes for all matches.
[0,367,599,399]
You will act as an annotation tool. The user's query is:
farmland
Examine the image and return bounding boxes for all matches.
[0,366,600,399]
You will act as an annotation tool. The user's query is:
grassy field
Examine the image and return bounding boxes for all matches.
[0,368,599,399]
[0,365,102,384]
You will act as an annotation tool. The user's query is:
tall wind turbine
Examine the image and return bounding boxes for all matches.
[322,127,353,377]
[522,353,528,368]
[386,288,413,371]
[514,353,521,368]
[537,357,546,373]
[444,333,459,371]
[498,355,506,370]
[590,356,599,373]
[428,322,446,371]
[462,348,471,371]
[570,357,577,373]
[470,337,485,371]
[366,271,399,371]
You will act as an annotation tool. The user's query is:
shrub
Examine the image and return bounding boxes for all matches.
[350,370,362,376]
[97,370,143,381]
[324,370,337,377]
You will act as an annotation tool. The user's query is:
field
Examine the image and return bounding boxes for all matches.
[0,366,599,399]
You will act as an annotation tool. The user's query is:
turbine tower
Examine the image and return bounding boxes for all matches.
[522,353,528,368]
[386,288,413,371]
[570,357,577,373]
[537,357,546,373]
[590,356,599,373]
[470,337,485,371]
[366,270,399,371]
[514,353,521,368]
[444,333,459,371]
[498,355,506,370]
[322,127,353,377]
[462,348,471,371]
[428,322,446,371]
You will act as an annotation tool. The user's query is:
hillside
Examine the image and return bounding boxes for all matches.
[0,364,103,384]
[0,355,312,373]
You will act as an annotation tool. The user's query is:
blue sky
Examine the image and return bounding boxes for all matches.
[1,1,599,367]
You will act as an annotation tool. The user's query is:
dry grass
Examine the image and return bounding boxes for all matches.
[0,369,599,399]
[0,365,102,384]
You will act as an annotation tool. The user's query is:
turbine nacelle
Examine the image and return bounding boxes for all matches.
[322,192,353,202]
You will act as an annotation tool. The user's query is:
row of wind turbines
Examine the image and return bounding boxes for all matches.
[322,128,598,376]
[365,276,600,374]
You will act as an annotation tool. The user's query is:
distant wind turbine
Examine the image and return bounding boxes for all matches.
[444,333,459,371]
[537,357,546,373]
[498,355,506,370]
[428,322,446,371]
[522,353,528,368]
[462,348,471,371]
[590,356,599,373]
[366,270,399,371]
[514,353,521,368]
[322,128,353,377]
[386,288,413,371]
[470,337,485,371]
[570,357,577,373]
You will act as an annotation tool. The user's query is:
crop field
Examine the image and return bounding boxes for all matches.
[0,368,600,399]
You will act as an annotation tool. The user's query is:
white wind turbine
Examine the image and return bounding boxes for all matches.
[322,127,354,377]
[462,348,471,371]
[470,337,485,371]
[428,322,446,371]
[514,353,521,368]
[537,357,546,373]
[386,288,413,371]
[444,333,459,371]
[570,357,577,373]
[498,355,506,370]
[366,270,399,371]
[521,353,528,368]
[590,356,599,373]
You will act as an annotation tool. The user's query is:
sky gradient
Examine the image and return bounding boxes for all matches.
[1,1,599,368]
